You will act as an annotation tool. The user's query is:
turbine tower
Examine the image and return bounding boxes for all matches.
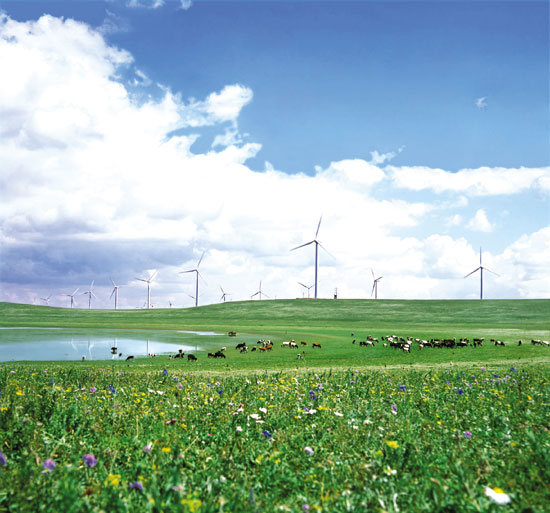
[180,252,205,307]
[464,247,499,300]
[64,288,79,308]
[82,281,96,309]
[136,272,157,309]
[291,216,330,299]
[298,281,314,299]
[371,270,383,300]
[251,281,269,300]
[110,278,120,310]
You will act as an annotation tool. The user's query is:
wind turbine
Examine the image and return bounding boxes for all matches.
[40,295,51,306]
[464,247,499,300]
[180,252,205,307]
[136,272,157,309]
[64,288,79,308]
[298,281,314,299]
[371,269,383,300]
[82,281,96,309]
[220,286,231,302]
[251,281,269,300]
[291,216,330,299]
[110,278,120,310]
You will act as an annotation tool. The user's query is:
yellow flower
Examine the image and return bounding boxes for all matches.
[161,447,171,453]
[105,474,121,486]
[386,441,399,449]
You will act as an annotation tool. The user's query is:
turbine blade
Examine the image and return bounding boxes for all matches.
[315,215,323,239]
[136,278,147,282]
[197,251,205,268]
[290,240,314,251]
[483,267,500,277]
[179,269,195,274]
[318,242,335,259]
[110,288,115,299]
[371,268,375,279]
[377,276,383,281]
[72,287,79,296]
[464,267,481,278]
[298,281,307,288]
[371,283,376,296]
[110,277,116,287]
[149,270,157,281]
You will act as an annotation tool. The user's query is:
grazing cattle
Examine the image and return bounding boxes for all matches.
[281,341,290,348]
[235,342,246,350]
[187,354,197,361]
[251,346,257,352]
[360,341,374,347]
[494,340,505,346]
[265,344,273,351]
[228,331,237,337]
[297,353,303,360]
[259,346,267,352]
[240,346,248,353]
[220,346,227,352]
[174,351,184,359]
[214,351,226,358]
[290,342,298,349]
[518,340,522,346]
[208,352,215,358]
[301,341,307,346]
[312,343,321,349]
[532,339,542,345]
[126,355,134,361]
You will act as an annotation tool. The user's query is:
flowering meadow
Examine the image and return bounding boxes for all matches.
[1,363,549,512]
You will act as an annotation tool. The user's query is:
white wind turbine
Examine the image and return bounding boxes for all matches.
[464,247,499,300]
[180,252,205,307]
[64,288,79,308]
[291,216,331,299]
[40,295,52,306]
[110,278,120,310]
[82,281,97,309]
[251,281,269,300]
[298,281,314,299]
[220,286,231,303]
[136,271,157,309]
[371,269,383,300]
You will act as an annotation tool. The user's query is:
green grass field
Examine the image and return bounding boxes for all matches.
[1,300,549,512]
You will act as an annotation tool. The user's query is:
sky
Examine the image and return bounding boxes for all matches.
[0,0,549,309]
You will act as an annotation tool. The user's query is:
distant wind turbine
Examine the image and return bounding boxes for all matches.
[136,272,157,309]
[64,288,79,308]
[40,295,51,306]
[220,286,231,303]
[291,216,331,299]
[464,247,499,300]
[110,278,120,310]
[82,281,96,309]
[371,270,383,300]
[298,281,314,299]
[251,281,269,300]
[180,252,205,307]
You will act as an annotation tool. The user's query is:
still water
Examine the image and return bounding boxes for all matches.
[0,328,221,361]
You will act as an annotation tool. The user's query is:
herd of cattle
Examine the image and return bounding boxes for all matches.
[113,333,549,362]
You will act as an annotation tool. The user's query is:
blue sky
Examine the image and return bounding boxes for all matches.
[0,1,549,307]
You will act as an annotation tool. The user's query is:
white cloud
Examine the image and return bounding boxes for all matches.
[0,14,548,307]
[369,149,401,165]
[475,96,487,109]
[126,0,165,8]
[466,209,493,232]
[179,0,193,10]
[389,165,550,196]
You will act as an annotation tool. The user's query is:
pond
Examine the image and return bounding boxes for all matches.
[0,328,223,361]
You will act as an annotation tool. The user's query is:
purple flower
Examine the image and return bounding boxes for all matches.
[457,388,464,395]
[399,385,406,391]
[464,431,472,439]
[89,387,97,393]
[108,384,116,394]
[218,389,224,395]
[304,446,314,456]
[42,459,56,472]
[261,430,273,439]
[143,444,152,453]
[162,369,168,377]
[510,367,517,373]
[129,481,143,490]
[83,454,98,468]
[391,404,398,413]
[303,505,310,512]
[0,452,6,466]
[309,390,318,400]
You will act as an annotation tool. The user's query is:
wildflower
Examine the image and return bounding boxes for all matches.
[162,369,168,377]
[105,473,121,486]
[108,384,116,394]
[217,389,224,395]
[0,452,6,466]
[510,367,517,373]
[464,431,472,439]
[89,387,97,393]
[303,505,310,512]
[391,404,397,414]
[41,459,56,472]
[304,446,314,456]
[83,454,98,468]
[309,390,318,400]
[236,426,243,432]
[129,481,144,491]
[386,441,399,449]
[484,487,511,505]
[172,485,184,491]
[399,385,406,391]
[334,411,344,417]
[457,388,464,395]
[161,447,171,453]
[261,430,273,438]
[143,444,152,453]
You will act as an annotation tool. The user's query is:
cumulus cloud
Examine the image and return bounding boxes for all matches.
[475,96,487,109]
[0,13,547,306]
[126,0,165,8]
[389,165,550,196]
[466,209,494,232]
[179,0,193,10]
